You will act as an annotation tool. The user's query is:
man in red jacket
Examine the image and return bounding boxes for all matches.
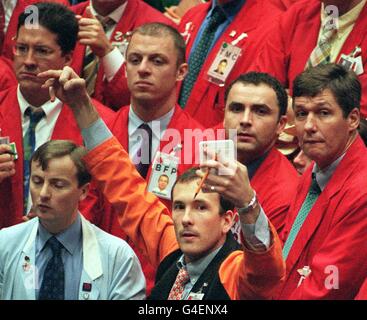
[217,72,299,238]
[254,0,367,118]
[0,2,115,229]
[71,0,176,110]
[176,0,286,128]
[1,0,69,59]
[278,64,366,299]
[100,22,205,295]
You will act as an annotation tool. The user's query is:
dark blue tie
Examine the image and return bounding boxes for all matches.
[135,123,152,179]
[23,107,45,215]
[178,6,226,108]
[38,236,65,300]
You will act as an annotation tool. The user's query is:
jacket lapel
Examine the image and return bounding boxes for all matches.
[78,216,103,300]
[18,222,38,300]
[0,87,25,223]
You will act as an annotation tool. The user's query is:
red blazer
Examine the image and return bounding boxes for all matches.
[2,0,69,59]
[254,0,367,118]
[278,136,367,299]
[273,0,301,10]
[0,57,16,91]
[0,86,115,229]
[251,147,299,235]
[110,104,204,201]
[177,0,285,128]
[71,0,176,110]
[93,104,203,295]
[356,279,367,300]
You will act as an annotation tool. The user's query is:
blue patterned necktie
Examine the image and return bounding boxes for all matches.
[38,236,65,300]
[283,173,321,260]
[178,6,226,108]
[135,123,152,179]
[23,107,45,215]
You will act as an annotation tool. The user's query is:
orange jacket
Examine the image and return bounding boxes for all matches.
[84,136,285,299]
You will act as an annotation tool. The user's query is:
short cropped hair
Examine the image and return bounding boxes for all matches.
[128,22,186,66]
[225,72,288,119]
[17,2,78,55]
[293,63,361,117]
[171,167,235,214]
[31,140,91,187]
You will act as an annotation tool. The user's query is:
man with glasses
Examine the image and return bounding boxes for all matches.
[0,0,69,59]
[0,2,115,229]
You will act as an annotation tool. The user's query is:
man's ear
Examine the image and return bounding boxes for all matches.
[222,210,234,234]
[276,115,288,136]
[347,107,360,132]
[176,63,188,82]
[79,183,90,202]
[63,51,73,67]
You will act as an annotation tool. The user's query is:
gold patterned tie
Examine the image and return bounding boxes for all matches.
[81,17,115,95]
[306,15,337,68]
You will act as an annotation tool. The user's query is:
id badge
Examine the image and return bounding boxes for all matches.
[112,31,132,58]
[207,42,242,86]
[353,56,364,75]
[338,54,355,71]
[147,151,179,200]
[188,292,205,300]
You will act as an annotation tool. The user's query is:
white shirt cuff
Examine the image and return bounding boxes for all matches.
[102,47,125,81]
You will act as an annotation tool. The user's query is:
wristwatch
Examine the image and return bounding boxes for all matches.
[237,191,258,214]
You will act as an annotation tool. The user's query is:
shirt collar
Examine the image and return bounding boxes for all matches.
[176,245,223,285]
[17,85,63,120]
[246,150,269,180]
[321,0,366,36]
[312,153,345,191]
[37,214,82,255]
[210,0,246,22]
[90,1,127,24]
[128,105,175,140]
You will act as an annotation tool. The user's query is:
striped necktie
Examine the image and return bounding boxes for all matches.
[178,6,226,108]
[306,15,337,68]
[82,17,115,95]
[283,173,321,260]
[23,107,45,215]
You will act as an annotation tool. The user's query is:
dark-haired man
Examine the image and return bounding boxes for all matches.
[0,2,115,229]
[215,72,299,236]
[277,63,367,299]
[0,140,145,300]
[0,0,69,59]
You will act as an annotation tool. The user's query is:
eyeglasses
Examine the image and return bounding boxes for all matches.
[12,43,56,59]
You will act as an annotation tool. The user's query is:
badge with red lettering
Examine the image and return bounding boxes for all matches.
[207,42,242,86]
[338,46,364,75]
[147,149,180,200]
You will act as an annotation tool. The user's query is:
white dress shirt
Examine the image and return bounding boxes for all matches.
[18,86,63,213]
[90,1,127,81]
